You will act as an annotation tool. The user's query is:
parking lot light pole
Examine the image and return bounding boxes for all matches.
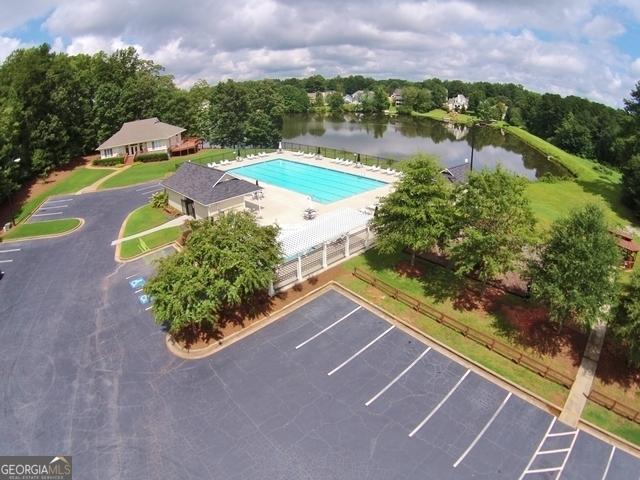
[9,158,21,226]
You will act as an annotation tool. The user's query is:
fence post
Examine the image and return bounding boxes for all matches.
[322,243,327,268]
[297,255,303,281]
[345,234,350,257]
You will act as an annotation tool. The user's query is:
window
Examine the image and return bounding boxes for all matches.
[103,148,113,157]
[151,140,163,149]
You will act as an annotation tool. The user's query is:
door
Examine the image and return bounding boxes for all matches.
[181,198,196,218]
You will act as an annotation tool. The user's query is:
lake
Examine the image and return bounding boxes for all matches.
[281,114,568,180]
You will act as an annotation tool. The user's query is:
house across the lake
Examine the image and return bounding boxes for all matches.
[97,118,185,159]
[446,94,469,112]
[161,162,261,219]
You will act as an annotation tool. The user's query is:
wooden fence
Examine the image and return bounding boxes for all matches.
[352,267,640,426]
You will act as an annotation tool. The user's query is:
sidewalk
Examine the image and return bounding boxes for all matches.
[111,215,191,246]
[559,320,607,427]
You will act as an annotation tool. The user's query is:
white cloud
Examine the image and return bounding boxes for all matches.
[583,15,625,39]
[0,37,24,62]
[1,0,637,106]
[632,58,640,75]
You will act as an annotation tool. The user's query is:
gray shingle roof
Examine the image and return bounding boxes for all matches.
[441,162,471,184]
[161,162,260,206]
[97,118,185,150]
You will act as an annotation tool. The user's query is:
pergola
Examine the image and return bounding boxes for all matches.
[611,230,640,270]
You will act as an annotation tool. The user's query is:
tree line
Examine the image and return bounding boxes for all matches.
[1,44,639,217]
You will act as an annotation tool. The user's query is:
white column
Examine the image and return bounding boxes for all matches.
[297,256,303,281]
[322,243,328,268]
[268,281,275,297]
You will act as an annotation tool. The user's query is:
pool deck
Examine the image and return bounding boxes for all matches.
[216,151,395,227]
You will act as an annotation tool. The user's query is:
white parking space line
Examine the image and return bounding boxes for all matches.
[365,347,431,406]
[135,288,143,293]
[0,248,21,253]
[601,446,615,480]
[136,184,159,192]
[0,259,13,263]
[295,306,362,349]
[43,198,72,204]
[32,212,63,217]
[547,431,575,437]
[453,392,512,467]
[409,369,471,438]
[519,417,557,480]
[145,306,153,311]
[41,205,68,208]
[327,325,395,376]
[125,273,141,279]
[556,430,579,478]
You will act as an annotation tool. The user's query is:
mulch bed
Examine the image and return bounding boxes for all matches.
[172,267,342,350]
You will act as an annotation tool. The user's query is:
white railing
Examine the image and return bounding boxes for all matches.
[272,226,374,291]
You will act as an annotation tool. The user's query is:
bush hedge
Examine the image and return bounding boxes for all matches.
[93,156,124,166]
[135,152,169,163]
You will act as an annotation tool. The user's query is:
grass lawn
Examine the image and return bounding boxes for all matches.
[415,108,477,125]
[2,218,81,241]
[119,227,181,260]
[582,401,640,446]
[15,167,115,223]
[118,204,180,259]
[335,250,572,407]
[504,126,634,231]
[99,148,234,190]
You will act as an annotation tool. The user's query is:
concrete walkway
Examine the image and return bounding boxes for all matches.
[78,165,132,193]
[111,215,191,246]
[559,319,607,427]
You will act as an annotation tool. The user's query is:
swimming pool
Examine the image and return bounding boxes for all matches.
[229,159,387,203]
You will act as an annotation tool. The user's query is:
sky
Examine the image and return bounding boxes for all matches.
[1,0,639,107]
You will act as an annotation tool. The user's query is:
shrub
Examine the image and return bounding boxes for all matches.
[93,156,124,166]
[150,190,168,209]
[135,152,169,163]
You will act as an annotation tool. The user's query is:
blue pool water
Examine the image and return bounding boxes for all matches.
[229,159,387,203]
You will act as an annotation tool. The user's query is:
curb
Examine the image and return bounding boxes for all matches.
[0,218,85,243]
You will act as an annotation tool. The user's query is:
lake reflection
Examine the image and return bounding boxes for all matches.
[282,114,568,179]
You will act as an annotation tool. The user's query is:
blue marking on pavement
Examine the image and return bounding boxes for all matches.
[138,294,150,305]
[129,277,145,289]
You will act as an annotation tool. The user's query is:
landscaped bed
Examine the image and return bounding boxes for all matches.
[1,218,82,241]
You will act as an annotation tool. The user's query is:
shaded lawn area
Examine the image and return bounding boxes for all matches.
[99,148,234,190]
[14,167,115,223]
[119,227,180,260]
[122,204,174,237]
[336,249,640,446]
[1,218,81,241]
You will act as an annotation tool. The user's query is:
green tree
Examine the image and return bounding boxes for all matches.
[210,79,248,146]
[449,167,535,283]
[279,84,310,113]
[528,205,620,329]
[144,212,282,336]
[371,87,389,112]
[371,154,453,266]
[552,112,594,158]
[313,92,325,110]
[326,91,344,113]
[612,269,640,366]
[622,154,640,215]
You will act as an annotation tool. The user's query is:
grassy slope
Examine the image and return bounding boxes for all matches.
[119,204,180,259]
[99,149,234,190]
[2,218,81,241]
[583,402,640,446]
[15,168,115,223]
[506,126,633,231]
